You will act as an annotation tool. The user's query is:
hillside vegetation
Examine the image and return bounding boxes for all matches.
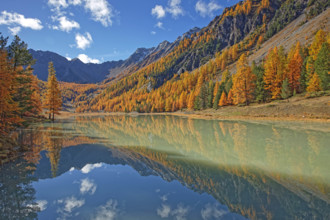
[74,0,329,114]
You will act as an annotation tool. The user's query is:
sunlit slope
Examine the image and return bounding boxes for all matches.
[77,0,329,113]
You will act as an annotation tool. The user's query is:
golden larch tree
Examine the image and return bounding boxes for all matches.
[263,47,286,99]
[227,89,233,105]
[287,42,303,93]
[44,62,62,121]
[219,92,228,106]
[0,50,21,133]
[309,29,326,60]
[306,73,321,93]
[232,54,256,105]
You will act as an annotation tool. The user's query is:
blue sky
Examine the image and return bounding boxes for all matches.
[0,0,240,63]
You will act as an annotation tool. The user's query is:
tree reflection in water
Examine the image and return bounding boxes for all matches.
[1,116,329,219]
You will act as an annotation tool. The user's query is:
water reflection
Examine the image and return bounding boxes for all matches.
[0,115,329,219]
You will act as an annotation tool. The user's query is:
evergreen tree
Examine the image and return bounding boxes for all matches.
[44,62,62,121]
[7,35,35,70]
[281,78,291,100]
[299,57,308,92]
[227,89,233,105]
[207,81,215,108]
[252,62,266,103]
[314,43,330,90]
[213,83,225,109]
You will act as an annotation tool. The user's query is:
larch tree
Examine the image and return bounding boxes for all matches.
[309,29,326,60]
[219,92,228,106]
[232,54,256,105]
[287,42,303,93]
[263,47,285,99]
[0,50,20,134]
[45,62,62,121]
[306,73,321,94]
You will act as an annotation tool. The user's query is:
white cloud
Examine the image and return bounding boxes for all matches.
[155,21,164,29]
[84,0,114,27]
[8,26,21,35]
[157,203,189,220]
[57,196,85,213]
[53,16,80,32]
[75,32,93,50]
[167,0,184,18]
[36,200,48,211]
[201,203,227,220]
[81,163,102,173]
[157,204,171,218]
[151,31,156,35]
[68,0,82,5]
[0,11,43,31]
[93,200,118,220]
[77,54,100,64]
[195,1,222,17]
[172,204,189,220]
[48,0,116,27]
[152,5,166,19]
[48,0,69,9]
[80,178,97,194]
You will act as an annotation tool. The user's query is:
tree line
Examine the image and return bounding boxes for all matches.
[0,34,62,136]
[78,29,329,113]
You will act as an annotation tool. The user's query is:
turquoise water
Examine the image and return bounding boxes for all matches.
[1,115,329,219]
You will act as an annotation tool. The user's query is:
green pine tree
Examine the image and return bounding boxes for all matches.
[314,42,330,90]
[252,62,266,103]
[207,81,215,108]
[281,78,291,100]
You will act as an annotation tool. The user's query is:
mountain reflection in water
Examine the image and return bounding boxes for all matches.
[0,115,329,219]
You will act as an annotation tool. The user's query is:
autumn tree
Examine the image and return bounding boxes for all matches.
[309,29,326,60]
[0,50,20,134]
[263,47,286,99]
[219,92,228,106]
[306,73,321,94]
[287,42,303,93]
[44,62,62,121]
[227,89,233,105]
[232,54,256,105]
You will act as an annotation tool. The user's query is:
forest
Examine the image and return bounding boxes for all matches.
[76,29,329,113]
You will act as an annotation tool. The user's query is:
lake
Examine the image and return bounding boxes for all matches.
[0,115,329,220]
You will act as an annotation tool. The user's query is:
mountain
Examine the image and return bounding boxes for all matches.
[29,49,121,83]
[75,0,329,113]
[30,27,202,84]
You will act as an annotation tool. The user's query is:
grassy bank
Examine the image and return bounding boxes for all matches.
[58,94,330,122]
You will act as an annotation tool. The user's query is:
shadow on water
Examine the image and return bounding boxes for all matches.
[1,115,329,219]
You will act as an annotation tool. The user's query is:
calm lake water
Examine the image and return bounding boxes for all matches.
[0,115,329,220]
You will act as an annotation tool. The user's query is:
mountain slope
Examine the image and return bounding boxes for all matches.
[75,0,329,113]
[30,28,202,84]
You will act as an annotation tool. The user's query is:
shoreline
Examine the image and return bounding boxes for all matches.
[56,95,330,123]
[57,111,330,123]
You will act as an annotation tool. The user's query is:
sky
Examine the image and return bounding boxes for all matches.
[0,0,240,63]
